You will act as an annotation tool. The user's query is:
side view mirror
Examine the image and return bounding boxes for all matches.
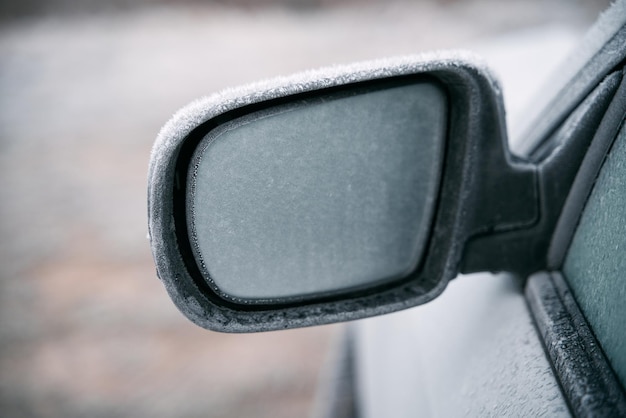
[148,53,541,332]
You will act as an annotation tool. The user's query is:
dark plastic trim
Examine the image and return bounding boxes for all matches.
[526,272,626,417]
[548,69,626,268]
[461,71,622,275]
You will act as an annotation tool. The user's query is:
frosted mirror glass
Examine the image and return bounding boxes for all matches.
[187,80,447,303]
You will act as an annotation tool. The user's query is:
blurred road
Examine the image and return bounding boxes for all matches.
[0,1,606,417]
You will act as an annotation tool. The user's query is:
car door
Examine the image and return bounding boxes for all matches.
[345,2,626,417]
[526,112,626,417]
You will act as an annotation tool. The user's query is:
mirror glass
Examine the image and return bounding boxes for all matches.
[187,80,447,303]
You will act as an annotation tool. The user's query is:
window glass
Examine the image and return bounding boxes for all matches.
[563,121,626,388]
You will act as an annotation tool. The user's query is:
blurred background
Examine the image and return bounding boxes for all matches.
[0,0,610,417]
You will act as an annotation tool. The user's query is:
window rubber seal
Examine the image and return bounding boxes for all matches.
[526,272,626,418]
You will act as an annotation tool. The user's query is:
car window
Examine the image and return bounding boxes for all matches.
[563,119,626,389]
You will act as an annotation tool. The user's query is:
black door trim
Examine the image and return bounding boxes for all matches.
[526,272,626,417]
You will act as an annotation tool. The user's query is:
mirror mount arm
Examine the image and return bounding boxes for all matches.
[428,64,539,277]
[459,157,539,276]
[460,70,625,277]
[452,74,539,275]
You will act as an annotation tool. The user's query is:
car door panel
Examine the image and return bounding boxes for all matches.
[354,273,569,418]
[348,3,626,415]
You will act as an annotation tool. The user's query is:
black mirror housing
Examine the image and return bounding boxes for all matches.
[148,52,537,332]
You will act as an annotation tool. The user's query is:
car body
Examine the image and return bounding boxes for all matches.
[326,3,626,416]
[148,1,626,417]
